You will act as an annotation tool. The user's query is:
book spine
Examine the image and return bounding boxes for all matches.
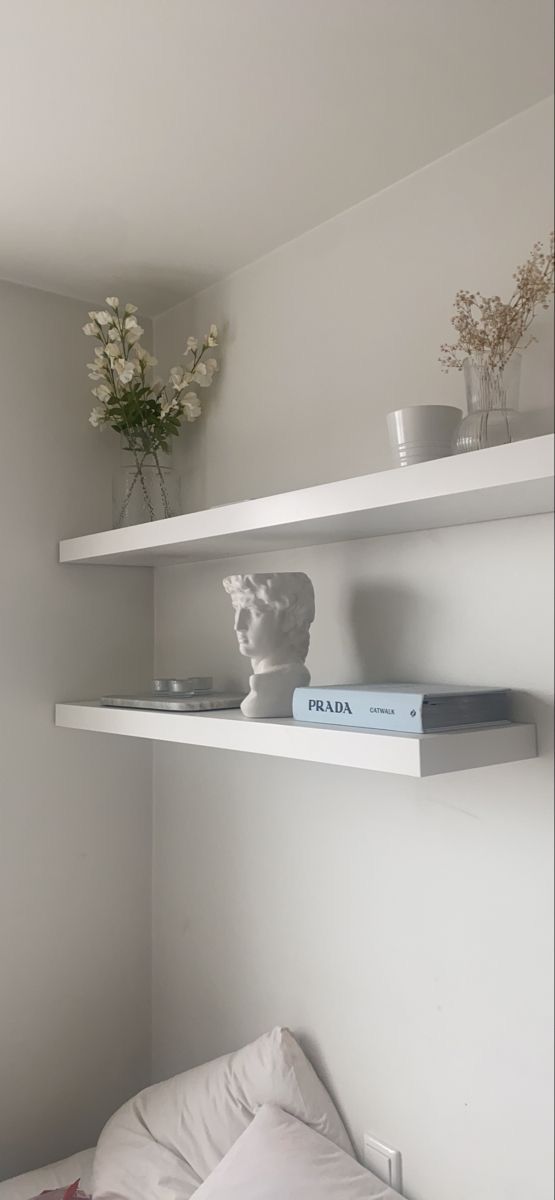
[292,688,425,732]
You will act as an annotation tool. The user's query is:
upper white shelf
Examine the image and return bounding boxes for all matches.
[60,435,554,566]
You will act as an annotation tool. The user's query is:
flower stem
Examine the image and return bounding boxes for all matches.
[115,470,139,527]
[134,451,156,521]
[153,449,172,518]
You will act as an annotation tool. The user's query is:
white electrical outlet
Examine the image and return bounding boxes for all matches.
[363,1133,403,1193]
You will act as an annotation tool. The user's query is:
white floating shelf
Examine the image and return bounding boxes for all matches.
[59,436,554,566]
[55,703,536,778]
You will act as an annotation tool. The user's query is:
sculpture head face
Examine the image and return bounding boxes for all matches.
[232,598,281,661]
[223,573,315,671]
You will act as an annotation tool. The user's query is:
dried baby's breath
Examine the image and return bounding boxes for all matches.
[440,234,554,372]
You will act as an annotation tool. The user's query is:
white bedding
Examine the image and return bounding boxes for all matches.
[0,1148,94,1200]
[0,1028,351,1200]
[193,1105,400,1199]
[93,1027,352,1199]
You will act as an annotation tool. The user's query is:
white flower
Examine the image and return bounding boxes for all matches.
[82,322,97,336]
[193,362,213,388]
[126,324,144,345]
[206,324,218,346]
[108,326,121,341]
[92,384,111,401]
[106,341,122,359]
[160,397,179,417]
[105,296,120,308]
[87,361,104,379]
[170,365,195,391]
[170,365,184,388]
[94,311,111,326]
[185,336,198,353]
[135,346,157,368]
[183,392,201,421]
[125,315,138,329]
[89,406,105,427]
[125,302,138,314]
[206,357,218,373]
[115,359,135,384]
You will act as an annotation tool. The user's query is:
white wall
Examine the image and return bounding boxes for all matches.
[154,99,554,511]
[152,99,554,1200]
[0,282,153,1179]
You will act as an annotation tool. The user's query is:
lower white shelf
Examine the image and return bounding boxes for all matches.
[55,702,537,778]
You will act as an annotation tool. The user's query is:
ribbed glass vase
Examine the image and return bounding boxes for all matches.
[455,354,521,453]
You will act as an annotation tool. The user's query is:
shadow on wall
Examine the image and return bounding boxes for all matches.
[294,1026,353,1145]
[348,582,436,683]
[349,579,554,754]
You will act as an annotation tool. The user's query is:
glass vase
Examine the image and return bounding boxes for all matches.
[112,440,181,528]
[455,355,521,453]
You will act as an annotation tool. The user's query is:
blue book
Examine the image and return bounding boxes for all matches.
[292,683,512,733]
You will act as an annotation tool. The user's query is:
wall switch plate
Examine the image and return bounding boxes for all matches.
[363,1133,403,1193]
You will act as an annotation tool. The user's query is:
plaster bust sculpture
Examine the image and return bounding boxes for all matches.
[222,572,316,718]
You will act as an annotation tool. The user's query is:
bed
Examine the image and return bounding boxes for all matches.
[0,1029,401,1200]
[0,1149,94,1200]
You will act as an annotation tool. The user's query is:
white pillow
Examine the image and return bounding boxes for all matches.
[92,1027,352,1199]
[193,1105,401,1199]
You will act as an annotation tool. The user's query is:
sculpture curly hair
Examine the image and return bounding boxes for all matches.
[222,572,315,662]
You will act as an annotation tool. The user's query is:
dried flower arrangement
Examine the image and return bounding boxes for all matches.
[440,234,554,372]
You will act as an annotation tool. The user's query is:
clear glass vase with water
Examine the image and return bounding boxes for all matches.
[112,438,180,528]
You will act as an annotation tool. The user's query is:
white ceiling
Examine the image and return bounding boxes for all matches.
[0,0,552,315]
